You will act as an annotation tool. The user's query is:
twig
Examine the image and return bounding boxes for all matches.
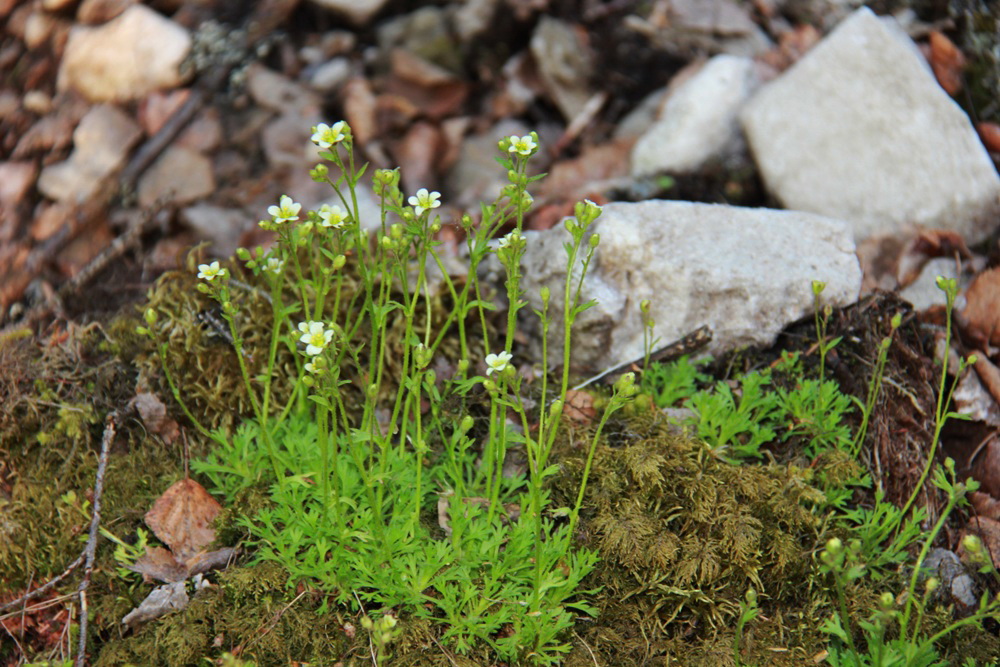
[74,408,126,667]
[0,555,84,614]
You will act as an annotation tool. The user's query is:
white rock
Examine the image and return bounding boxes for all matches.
[137,146,214,208]
[631,55,760,177]
[899,257,960,311]
[37,104,141,203]
[518,200,862,369]
[58,5,191,102]
[309,0,388,27]
[741,7,1000,243]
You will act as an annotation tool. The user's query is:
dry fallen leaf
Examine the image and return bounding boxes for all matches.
[928,30,965,96]
[564,389,596,424]
[130,392,180,444]
[122,581,188,630]
[144,478,222,561]
[970,491,1000,522]
[961,516,1000,571]
[960,267,1000,347]
[895,229,970,289]
[131,545,190,584]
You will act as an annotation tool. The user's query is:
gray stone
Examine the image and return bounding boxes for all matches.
[530,17,594,123]
[58,5,190,102]
[180,204,248,258]
[37,104,141,203]
[246,64,321,116]
[309,58,352,93]
[741,7,1000,243]
[138,146,215,208]
[517,200,861,369]
[631,55,760,177]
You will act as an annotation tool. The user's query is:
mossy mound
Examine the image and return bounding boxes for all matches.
[550,412,856,664]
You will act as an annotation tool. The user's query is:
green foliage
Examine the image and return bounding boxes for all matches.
[643,357,856,462]
[837,486,926,580]
[818,460,1000,667]
[639,354,710,406]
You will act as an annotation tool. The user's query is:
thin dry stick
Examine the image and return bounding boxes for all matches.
[74,409,123,667]
[573,630,600,667]
[0,555,84,614]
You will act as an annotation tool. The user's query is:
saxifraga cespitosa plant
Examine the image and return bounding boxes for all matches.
[137,121,637,664]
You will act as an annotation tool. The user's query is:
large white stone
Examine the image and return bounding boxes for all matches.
[58,5,190,102]
[741,7,1000,243]
[631,55,760,177]
[518,201,862,369]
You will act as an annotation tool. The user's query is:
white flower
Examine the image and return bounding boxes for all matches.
[264,257,284,274]
[298,320,333,356]
[407,188,441,216]
[197,261,225,282]
[496,230,520,250]
[318,203,348,228]
[311,121,347,148]
[268,195,302,224]
[304,361,319,374]
[485,351,512,375]
[508,135,536,157]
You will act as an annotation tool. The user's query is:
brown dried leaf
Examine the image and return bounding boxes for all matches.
[970,491,1000,522]
[131,545,189,583]
[145,478,222,561]
[961,516,1000,571]
[928,30,965,95]
[564,389,596,424]
[960,267,1000,347]
[130,392,180,444]
[895,229,970,288]
[121,581,188,630]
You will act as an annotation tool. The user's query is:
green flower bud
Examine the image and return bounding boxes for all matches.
[891,312,902,329]
[540,286,550,306]
[825,537,843,555]
[640,299,651,314]
[549,399,563,417]
[925,577,939,594]
[963,534,983,554]
[811,280,827,296]
[482,379,498,394]
[968,354,978,365]
[135,326,149,336]
[381,236,392,249]
[745,588,757,606]
[424,369,436,386]
[457,359,469,374]
[879,592,895,609]
[144,308,157,326]
[333,254,347,270]
[236,247,251,261]
[459,415,474,433]
[367,384,378,400]
[310,164,329,182]
[430,221,441,234]
[589,233,600,248]
[391,223,404,239]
